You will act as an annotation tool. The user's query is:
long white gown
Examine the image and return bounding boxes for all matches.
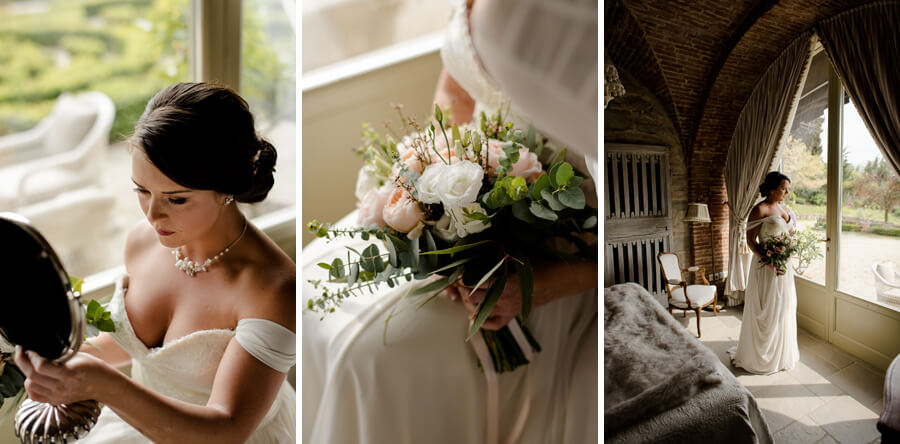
[76,277,296,443]
[301,1,598,442]
[730,215,800,375]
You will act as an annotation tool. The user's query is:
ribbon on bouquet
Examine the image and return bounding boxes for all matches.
[469,319,534,444]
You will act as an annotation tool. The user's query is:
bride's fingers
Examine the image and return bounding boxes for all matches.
[444,286,461,302]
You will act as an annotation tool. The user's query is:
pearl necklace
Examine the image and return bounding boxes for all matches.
[173,219,248,277]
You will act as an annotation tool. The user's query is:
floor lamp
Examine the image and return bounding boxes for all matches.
[684,201,714,282]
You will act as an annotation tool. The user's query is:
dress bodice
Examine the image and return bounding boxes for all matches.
[747,215,791,241]
[106,276,295,407]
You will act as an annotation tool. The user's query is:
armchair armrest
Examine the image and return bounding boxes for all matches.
[682,266,709,285]
[0,127,44,156]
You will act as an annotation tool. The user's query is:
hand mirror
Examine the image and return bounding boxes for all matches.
[0,213,101,443]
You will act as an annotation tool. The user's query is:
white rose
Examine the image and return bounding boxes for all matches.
[355,165,381,201]
[432,212,460,242]
[437,160,484,207]
[447,203,491,238]
[417,163,447,204]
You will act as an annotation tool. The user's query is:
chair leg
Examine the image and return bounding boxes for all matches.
[695,308,702,337]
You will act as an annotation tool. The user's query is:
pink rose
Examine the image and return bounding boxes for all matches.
[357,185,393,228]
[485,139,543,182]
[382,186,424,233]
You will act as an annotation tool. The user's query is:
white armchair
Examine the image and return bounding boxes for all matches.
[873,262,900,305]
[0,92,115,210]
[657,251,718,337]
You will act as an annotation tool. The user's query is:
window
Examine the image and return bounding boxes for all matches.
[0,0,191,278]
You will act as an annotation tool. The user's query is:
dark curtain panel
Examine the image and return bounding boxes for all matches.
[817,1,900,175]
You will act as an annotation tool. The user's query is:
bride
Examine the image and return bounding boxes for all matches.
[730,171,800,374]
[14,82,296,443]
[302,1,597,443]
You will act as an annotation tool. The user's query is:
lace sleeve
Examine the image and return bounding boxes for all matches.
[235,318,296,372]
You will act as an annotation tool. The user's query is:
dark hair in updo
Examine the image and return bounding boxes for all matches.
[759,171,790,198]
[129,82,277,203]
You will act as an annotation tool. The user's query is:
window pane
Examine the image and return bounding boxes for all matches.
[783,50,828,285]
[837,91,900,307]
[0,0,190,278]
[241,0,295,218]
[301,0,450,72]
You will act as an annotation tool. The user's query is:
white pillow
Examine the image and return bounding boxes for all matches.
[877,262,896,284]
[43,94,97,154]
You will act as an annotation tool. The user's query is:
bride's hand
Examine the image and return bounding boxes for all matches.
[14,346,112,405]
[446,278,522,331]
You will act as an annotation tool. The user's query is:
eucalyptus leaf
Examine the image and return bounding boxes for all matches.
[386,233,409,251]
[569,176,584,187]
[557,186,586,209]
[514,258,534,321]
[385,238,399,268]
[317,262,332,271]
[409,237,420,270]
[583,216,598,229]
[550,147,568,167]
[506,176,528,200]
[548,162,562,188]
[467,272,508,340]
[540,189,566,211]
[330,257,346,278]
[98,319,116,333]
[555,162,574,187]
[512,199,537,223]
[361,244,380,273]
[529,202,559,221]
[532,173,551,200]
[348,263,359,286]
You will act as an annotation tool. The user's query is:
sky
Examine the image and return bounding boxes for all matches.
[820,102,884,168]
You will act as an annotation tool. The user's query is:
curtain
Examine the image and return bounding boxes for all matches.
[817,2,900,176]
[723,32,813,306]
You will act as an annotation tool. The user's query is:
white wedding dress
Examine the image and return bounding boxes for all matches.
[76,277,296,443]
[729,215,800,374]
[301,1,598,443]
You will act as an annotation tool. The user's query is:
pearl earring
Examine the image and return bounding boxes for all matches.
[224,195,234,205]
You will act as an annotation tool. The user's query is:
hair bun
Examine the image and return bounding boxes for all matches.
[237,138,277,203]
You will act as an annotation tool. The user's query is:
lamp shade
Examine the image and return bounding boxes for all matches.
[684,203,711,223]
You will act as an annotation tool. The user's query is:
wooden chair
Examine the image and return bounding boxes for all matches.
[657,252,718,337]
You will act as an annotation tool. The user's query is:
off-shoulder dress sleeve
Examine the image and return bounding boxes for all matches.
[234,318,296,373]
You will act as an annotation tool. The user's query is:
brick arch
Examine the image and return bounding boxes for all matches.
[605,0,873,284]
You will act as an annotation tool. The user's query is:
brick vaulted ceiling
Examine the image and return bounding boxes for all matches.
[605,0,870,177]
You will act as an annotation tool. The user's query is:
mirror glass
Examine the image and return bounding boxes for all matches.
[0,213,74,360]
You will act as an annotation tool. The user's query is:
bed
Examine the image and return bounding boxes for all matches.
[605,283,773,443]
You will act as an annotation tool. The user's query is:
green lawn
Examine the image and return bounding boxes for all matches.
[791,202,900,225]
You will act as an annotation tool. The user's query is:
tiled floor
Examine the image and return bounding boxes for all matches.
[677,305,887,444]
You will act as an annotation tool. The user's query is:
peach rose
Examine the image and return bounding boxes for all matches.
[357,184,393,228]
[382,186,424,233]
[485,139,543,182]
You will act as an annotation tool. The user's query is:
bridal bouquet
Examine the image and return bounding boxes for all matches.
[307,105,598,373]
[0,276,115,422]
[757,233,798,276]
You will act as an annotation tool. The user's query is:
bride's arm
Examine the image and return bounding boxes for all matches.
[434,70,475,125]
[15,341,286,444]
[14,280,295,444]
[81,332,132,368]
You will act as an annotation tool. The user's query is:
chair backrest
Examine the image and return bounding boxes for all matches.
[658,252,681,294]
[874,262,896,298]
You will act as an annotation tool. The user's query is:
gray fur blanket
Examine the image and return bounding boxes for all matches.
[605,283,724,434]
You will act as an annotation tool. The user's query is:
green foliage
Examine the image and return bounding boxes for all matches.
[791,226,824,275]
